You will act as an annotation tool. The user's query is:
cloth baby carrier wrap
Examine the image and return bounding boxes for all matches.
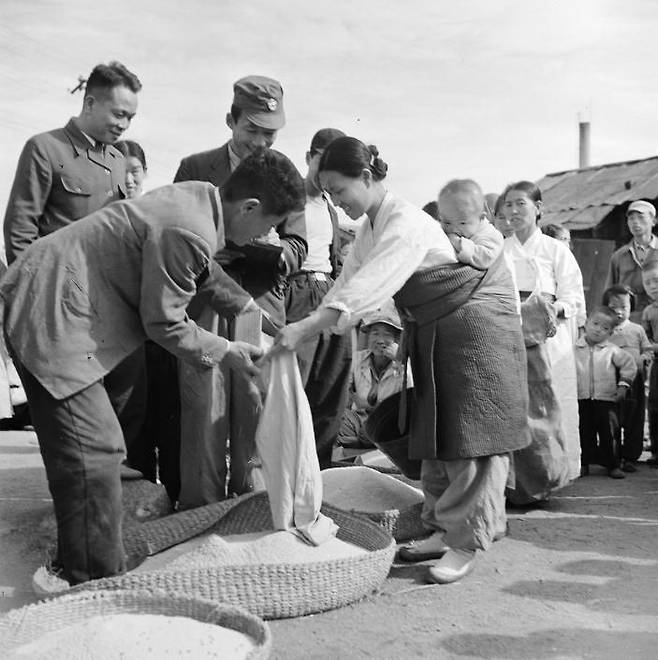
[391,254,530,462]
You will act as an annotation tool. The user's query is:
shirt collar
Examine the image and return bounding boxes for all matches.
[227,142,241,172]
[370,191,394,229]
[576,336,611,348]
[632,235,657,251]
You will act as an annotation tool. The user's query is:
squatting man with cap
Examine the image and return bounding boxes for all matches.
[606,199,658,323]
[334,304,410,455]
[173,75,308,506]
[0,150,306,588]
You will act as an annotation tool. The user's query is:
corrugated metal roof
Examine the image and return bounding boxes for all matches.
[537,155,658,229]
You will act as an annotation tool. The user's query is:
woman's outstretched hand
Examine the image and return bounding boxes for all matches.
[271,322,308,354]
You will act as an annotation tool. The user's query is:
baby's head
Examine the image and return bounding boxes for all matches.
[642,265,658,302]
[602,284,634,323]
[438,179,488,239]
[584,306,619,345]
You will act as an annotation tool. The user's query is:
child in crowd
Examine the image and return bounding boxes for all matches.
[641,266,658,466]
[603,285,652,472]
[575,306,637,478]
[438,179,504,270]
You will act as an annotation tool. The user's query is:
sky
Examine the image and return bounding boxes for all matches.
[1,0,658,213]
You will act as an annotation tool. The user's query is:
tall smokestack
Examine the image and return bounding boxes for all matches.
[579,121,590,169]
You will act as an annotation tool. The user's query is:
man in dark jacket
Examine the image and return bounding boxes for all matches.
[174,76,308,505]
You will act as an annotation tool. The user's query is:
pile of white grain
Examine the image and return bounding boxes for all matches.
[134,530,367,574]
[9,613,254,659]
[321,466,424,512]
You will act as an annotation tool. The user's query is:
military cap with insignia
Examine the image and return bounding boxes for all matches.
[232,75,285,130]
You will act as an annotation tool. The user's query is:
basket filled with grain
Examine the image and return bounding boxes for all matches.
[70,491,396,620]
[321,466,425,541]
[1,589,271,659]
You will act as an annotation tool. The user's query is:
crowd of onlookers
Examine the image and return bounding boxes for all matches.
[1,60,656,591]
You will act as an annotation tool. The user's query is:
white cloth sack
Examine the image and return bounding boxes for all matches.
[255,350,337,545]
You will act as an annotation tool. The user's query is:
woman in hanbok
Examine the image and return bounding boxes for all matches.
[273,137,529,584]
[502,181,586,504]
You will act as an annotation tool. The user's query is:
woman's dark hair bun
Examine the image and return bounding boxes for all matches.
[367,144,388,180]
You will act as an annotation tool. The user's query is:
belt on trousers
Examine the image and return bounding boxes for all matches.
[290,271,330,282]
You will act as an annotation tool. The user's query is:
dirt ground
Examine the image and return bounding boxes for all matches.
[1,429,657,659]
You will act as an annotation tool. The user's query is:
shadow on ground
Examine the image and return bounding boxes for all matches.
[441,628,658,659]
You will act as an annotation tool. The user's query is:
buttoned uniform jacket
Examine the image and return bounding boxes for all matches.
[174,142,307,329]
[3,118,127,265]
[0,181,231,400]
[605,238,658,322]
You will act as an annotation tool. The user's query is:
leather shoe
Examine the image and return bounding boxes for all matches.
[608,467,625,479]
[398,531,449,562]
[427,548,476,584]
[621,461,637,473]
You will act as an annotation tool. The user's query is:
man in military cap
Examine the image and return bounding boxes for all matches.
[172,76,307,506]
[174,74,306,325]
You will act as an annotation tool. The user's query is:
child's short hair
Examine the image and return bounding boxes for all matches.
[602,284,636,312]
[588,305,620,327]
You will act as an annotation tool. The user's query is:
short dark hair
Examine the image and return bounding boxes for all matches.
[542,223,568,239]
[230,104,243,122]
[422,200,439,219]
[309,128,345,156]
[602,284,636,312]
[85,61,142,97]
[220,148,305,216]
[319,136,388,182]
[114,140,147,170]
[588,305,620,327]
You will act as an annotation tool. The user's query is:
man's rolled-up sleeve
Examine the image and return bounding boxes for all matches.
[139,227,230,366]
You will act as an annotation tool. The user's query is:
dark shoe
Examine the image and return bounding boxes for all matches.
[608,468,626,479]
[644,456,658,466]
[398,531,449,562]
[580,464,590,477]
[427,549,476,584]
[621,461,637,473]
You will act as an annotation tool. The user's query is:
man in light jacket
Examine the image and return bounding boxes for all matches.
[0,149,305,588]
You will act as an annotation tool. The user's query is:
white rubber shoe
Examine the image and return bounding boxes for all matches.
[427,548,476,584]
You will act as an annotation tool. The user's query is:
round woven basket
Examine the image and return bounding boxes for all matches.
[351,501,425,542]
[0,589,271,659]
[70,492,395,620]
